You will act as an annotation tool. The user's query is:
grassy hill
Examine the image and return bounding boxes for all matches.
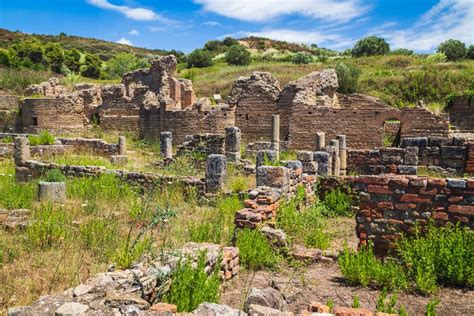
[0,28,178,60]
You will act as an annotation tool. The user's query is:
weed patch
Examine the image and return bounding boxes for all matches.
[236,228,280,270]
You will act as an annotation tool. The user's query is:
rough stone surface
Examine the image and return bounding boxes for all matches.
[160,131,173,159]
[38,181,67,203]
[55,302,89,316]
[244,287,288,312]
[206,154,227,193]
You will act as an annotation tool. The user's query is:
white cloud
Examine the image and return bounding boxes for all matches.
[129,29,140,36]
[202,21,223,27]
[116,37,133,46]
[193,0,370,22]
[87,0,177,24]
[381,0,474,51]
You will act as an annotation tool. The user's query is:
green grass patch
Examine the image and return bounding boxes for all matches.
[321,188,353,217]
[28,131,55,146]
[236,228,281,270]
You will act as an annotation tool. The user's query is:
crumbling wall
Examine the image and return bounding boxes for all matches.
[139,103,235,144]
[98,84,140,132]
[0,95,20,132]
[354,175,474,255]
[448,96,474,133]
[229,72,281,143]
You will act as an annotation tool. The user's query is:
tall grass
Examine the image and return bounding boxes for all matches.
[0,161,36,209]
[0,66,54,95]
[236,228,281,270]
[28,131,55,146]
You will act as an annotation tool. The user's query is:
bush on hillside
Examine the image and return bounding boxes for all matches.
[64,48,82,73]
[335,62,361,94]
[437,39,467,61]
[391,48,414,56]
[352,36,390,57]
[103,52,149,79]
[426,53,447,63]
[0,49,12,67]
[187,49,213,68]
[45,42,65,73]
[291,52,313,64]
[81,53,102,78]
[225,45,251,66]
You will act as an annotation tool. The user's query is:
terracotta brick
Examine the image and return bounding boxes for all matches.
[448,196,464,203]
[467,179,474,189]
[368,185,392,194]
[453,215,469,223]
[377,201,393,209]
[419,187,437,196]
[333,306,373,316]
[427,178,447,188]
[400,194,431,204]
[448,205,474,215]
[410,178,427,187]
[432,212,449,220]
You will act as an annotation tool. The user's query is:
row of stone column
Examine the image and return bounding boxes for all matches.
[313,133,347,176]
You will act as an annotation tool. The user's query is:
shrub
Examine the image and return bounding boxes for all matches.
[425,53,447,63]
[28,131,55,146]
[81,53,102,78]
[352,36,390,57]
[321,188,352,217]
[391,48,414,56]
[26,204,70,249]
[0,48,12,67]
[237,229,280,270]
[338,245,408,290]
[45,42,65,73]
[335,62,361,94]
[187,49,213,68]
[64,48,82,73]
[103,52,149,79]
[292,52,313,64]
[437,39,467,61]
[41,168,66,182]
[113,235,151,269]
[467,45,474,60]
[225,45,251,66]
[164,251,221,312]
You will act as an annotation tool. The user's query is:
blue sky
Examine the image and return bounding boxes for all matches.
[1,0,473,53]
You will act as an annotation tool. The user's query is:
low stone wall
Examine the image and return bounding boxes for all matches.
[235,161,316,228]
[176,133,225,157]
[9,243,239,315]
[347,136,469,175]
[353,175,473,255]
[0,96,20,132]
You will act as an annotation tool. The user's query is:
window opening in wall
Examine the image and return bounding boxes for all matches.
[32,117,38,126]
[383,119,401,147]
[245,114,249,120]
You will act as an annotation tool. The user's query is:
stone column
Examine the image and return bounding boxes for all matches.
[271,114,280,160]
[225,126,241,162]
[325,145,335,176]
[14,137,30,167]
[205,154,227,193]
[118,136,127,155]
[160,132,173,160]
[316,132,325,151]
[336,135,347,176]
[330,139,340,176]
[314,151,329,175]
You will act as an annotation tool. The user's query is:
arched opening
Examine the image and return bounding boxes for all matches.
[382,119,401,147]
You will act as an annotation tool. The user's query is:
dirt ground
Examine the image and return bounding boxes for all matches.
[220,261,474,315]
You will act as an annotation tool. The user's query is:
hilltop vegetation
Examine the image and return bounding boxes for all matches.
[0,29,473,111]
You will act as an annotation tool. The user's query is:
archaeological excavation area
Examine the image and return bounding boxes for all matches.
[0,56,473,316]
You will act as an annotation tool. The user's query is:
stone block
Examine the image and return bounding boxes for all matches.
[314,151,329,175]
[118,136,126,155]
[55,302,89,316]
[160,131,173,159]
[110,155,128,165]
[447,178,466,189]
[428,136,451,147]
[441,146,466,159]
[315,132,325,151]
[303,161,318,175]
[38,181,66,203]
[401,137,428,148]
[404,146,419,165]
[283,160,303,171]
[225,126,241,161]
[397,165,417,175]
[333,307,373,316]
[14,137,30,166]
[256,166,289,190]
[244,287,287,313]
[296,150,314,162]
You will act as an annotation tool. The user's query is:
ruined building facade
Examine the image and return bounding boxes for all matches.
[5,55,462,149]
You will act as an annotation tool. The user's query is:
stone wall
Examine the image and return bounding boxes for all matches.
[176,134,225,157]
[139,104,235,144]
[353,175,474,255]
[0,95,20,132]
[235,161,316,228]
[288,106,449,150]
[9,243,239,315]
[448,96,474,133]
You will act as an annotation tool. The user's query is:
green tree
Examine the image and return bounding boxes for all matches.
[187,49,213,68]
[335,62,361,94]
[204,40,223,53]
[467,45,474,60]
[222,37,238,47]
[352,36,390,57]
[64,49,82,73]
[291,52,313,64]
[103,53,149,79]
[225,45,251,66]
[81,54,102,78]
[45,42,65,73]
[11,39,46,65]
[437,39,467,61]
